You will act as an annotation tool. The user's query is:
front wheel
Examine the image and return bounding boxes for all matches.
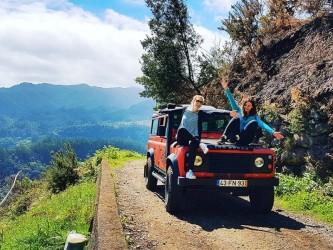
[165,165,183,214]
[249,186,274,213]
[144,157,157,191]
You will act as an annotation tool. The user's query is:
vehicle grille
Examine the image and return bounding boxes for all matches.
[205,153,253,173]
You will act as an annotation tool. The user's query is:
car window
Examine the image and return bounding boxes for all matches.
[157,117,166,136]
[151,115,167,137]
[151,119,158,135]
[202,114,231,132]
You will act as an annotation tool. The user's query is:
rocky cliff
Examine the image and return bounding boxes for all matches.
[231,13,333,178]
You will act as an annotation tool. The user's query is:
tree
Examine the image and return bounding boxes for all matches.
[46,143,79,193]
[198,41,239,106]
[263,0,300,33]
[136,0,203,104]
[268,0,298,17]
[219,0,263,55]
[297,0,328,15]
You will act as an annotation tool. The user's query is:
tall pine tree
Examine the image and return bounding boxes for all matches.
[136,0,203,105]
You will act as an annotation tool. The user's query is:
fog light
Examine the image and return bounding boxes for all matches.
[255,157,264,168]
[194,155,203,167]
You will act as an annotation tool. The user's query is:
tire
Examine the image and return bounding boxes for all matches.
[144,157,157,191]
[249,186,274,213]
[165,165,183,214]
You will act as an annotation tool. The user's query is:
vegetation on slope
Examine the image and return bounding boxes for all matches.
[0,135,147,199]
[276,172,333,225]
[0,144,143,249]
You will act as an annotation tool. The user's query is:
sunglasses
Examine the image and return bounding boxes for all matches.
[195,99,203,104]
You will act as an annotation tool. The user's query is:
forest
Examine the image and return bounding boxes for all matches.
[0,134,149,199]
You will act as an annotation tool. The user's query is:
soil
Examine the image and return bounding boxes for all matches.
[115,159,333,250]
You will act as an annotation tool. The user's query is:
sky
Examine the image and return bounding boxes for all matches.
[0,0,236,89]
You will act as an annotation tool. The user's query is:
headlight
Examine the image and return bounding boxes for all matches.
[254,157,264,168]
[194,155,203,167]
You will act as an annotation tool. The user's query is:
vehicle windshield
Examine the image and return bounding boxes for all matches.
[202,113,231,133]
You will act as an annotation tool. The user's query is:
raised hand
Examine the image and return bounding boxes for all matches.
[220,77,229,90]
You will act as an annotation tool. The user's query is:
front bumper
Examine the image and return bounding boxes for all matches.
[178,177,279,187]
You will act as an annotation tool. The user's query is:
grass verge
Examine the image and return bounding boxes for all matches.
[275,172,333,226]
[94,145,145,171]
[0,181,95,249]
[0,145,144,249]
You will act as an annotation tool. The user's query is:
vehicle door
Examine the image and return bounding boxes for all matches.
[148,114,168,171]
[154,115,168,172]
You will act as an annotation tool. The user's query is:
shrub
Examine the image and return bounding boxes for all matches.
[285,108,306,134]
[78,158,98,182]
[46,143,79,194]
[259,102,281,124]
[286,87,309,133]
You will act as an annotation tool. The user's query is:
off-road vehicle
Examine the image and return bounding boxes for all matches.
[144,104,279,213]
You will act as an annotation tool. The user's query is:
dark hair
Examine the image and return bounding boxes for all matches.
[242,98,257,118]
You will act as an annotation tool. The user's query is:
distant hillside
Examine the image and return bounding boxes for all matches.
[0,82,154,119]
[0,83,155,148]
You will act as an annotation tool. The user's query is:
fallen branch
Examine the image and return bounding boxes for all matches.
[0,170,22,206]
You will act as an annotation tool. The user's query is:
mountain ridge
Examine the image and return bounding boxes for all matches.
[0,82,149,113]
[0,82,154,149]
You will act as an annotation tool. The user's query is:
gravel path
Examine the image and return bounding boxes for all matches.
[115,160,333,250]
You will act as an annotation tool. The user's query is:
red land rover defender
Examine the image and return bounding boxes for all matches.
[144,104,279,213]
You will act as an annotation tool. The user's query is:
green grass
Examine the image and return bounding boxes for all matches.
[275,172,333,225]
[94,145,145,171]
[0,181,95,249]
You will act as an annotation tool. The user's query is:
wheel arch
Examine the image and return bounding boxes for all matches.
[167,153,180,177]
[147,148,155,165]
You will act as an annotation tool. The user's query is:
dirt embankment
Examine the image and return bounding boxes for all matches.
[227,13,333,175]
[114,159,333,250]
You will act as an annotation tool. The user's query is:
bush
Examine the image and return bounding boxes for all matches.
[78,158,98,182]
[275,171,333,224]
[46,143,79,194]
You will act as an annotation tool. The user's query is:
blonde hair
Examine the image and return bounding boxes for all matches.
[190,95,205,109]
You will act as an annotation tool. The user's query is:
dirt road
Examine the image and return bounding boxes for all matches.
[115,160,333,250]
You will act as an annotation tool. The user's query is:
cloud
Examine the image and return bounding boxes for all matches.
[0,1,149,88]
[203,0,234,13]
[104,9,147,31]
[0,0,230,89]
[194,25,229,53]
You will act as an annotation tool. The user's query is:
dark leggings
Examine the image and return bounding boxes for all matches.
[176,128,200,172]
[223,118,258,145]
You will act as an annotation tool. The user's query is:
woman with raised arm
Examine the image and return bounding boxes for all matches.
[218,78,284,146]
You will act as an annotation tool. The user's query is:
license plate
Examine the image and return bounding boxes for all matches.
[217,179,248,187]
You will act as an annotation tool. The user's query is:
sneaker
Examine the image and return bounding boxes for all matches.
[225,141,236,145]
[186,170,196,179]
[199,143,209,154]
[217,135,227,145]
